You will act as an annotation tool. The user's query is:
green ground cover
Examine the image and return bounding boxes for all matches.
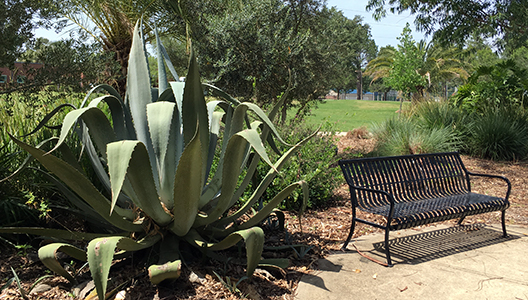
[303,99,409,132]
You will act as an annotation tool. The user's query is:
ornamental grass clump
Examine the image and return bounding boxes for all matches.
[0,22,312,299]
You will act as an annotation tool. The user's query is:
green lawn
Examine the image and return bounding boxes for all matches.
[303,99,409,132]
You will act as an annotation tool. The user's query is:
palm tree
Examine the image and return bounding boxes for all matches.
[418,42,470,99]
[365,42,469,101]
[55,0,183,95]
[364,46,396,100]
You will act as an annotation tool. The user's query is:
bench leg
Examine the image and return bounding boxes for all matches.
[341,209,356,250]
[501,210,508,237]
[457,216,466,225]
[384,227,393,267]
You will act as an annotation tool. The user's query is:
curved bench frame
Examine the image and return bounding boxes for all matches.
[339,152,511,266]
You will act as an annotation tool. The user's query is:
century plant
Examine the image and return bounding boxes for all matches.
[0,22,312,299]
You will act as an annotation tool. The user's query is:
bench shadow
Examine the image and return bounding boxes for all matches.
[372,224,520,265]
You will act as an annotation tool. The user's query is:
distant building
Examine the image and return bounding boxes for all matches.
[0,62,43,85]
[325,89,378,101]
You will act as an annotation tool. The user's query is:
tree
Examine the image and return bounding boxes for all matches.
[0,0,55,67]
[366,0,528,49]
[386,24,427,102]
[364,45,396,99]
[1,38,120,94]
[418,41,470,98]
[50,0,183,95]
[189,0,336,121]
[326,11,377,100]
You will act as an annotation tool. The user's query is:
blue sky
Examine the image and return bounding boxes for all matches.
[35,0,428,49]
[326,0,427,48]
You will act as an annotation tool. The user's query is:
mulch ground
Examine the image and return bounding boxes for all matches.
[1,133,527,299]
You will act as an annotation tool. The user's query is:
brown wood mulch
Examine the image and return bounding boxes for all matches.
[1,134,527,299]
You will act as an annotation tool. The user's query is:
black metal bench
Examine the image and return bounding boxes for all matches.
[339,152,511,266]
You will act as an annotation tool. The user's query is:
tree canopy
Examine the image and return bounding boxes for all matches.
[366,0,528,49]
[0,0,55,67]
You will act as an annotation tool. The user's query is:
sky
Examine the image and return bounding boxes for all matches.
[326,0,427,48]
[35,0,428,49]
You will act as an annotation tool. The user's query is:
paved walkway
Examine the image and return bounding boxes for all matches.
[295,224,528,300]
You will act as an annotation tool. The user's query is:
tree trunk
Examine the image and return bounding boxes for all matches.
[103,37,132,98]
[356,70,362,100]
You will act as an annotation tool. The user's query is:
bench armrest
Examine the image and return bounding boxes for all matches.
[466,171,512,200]
[351,185,397,217]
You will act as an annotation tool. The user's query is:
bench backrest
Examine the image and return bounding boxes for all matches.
[339,152,470,208]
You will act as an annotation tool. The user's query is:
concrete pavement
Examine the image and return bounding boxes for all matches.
[295,224,528,299]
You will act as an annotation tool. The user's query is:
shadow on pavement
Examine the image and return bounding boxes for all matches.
[372,224,520,265]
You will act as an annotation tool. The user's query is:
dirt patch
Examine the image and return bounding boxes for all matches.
[1,134,527,299]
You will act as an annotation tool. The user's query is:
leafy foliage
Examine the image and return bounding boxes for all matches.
[1,39,120,95]
[251,121,342,210]
[371,116,459,156]
[366,0,528,49]
[1,23,311,299]
[386,24,427,101]
[467,108,528,161]
[0,0,55,67]
[451,59,528,113]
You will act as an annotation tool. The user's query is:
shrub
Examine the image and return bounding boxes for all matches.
[451,59,528,114]
[371,117,459,156]
[467,108,528,161]
[251,121,342,210]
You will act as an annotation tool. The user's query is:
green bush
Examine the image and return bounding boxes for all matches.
[451,59,528,114]
[251,121,342,209]
[467,108,528,160]
[371,117,459,156]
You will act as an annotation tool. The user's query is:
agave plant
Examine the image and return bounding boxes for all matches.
[0,22,313,299]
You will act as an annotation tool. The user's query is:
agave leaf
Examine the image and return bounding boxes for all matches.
[205,110,225,179]
[34,169,115,224]
[9,135,143,232]
[88,235,161,300]
[199,105,234,208]
[237,181,307,231]
[147,102,181,208]
[87,95,127,140]
[170,128,203,236]
[259,258,290,269]
[80,130,134,208]
[169,81,185,114]
[127,21,159,190]
[148,260,182,285]
[80,84,123,108]
[202,83,241,105]
[154,26,169,94]
[50,107,116,159]
[186,227,264,277]
[193,132,249,227]
[0,227,125,240]
[38,243,87,283]
[182,48,209,180]
[157,35,179,82]
[107,141,172,226]
[234,103,292,147]
[217,130,316,227]
[18,104,76,138]
[1,137,62,183]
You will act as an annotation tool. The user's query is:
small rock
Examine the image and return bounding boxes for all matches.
[72,280,95,299]
[253,269,275,281]
[30,283,52,294]
[115,290,127,300]
[188,271,206,285]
